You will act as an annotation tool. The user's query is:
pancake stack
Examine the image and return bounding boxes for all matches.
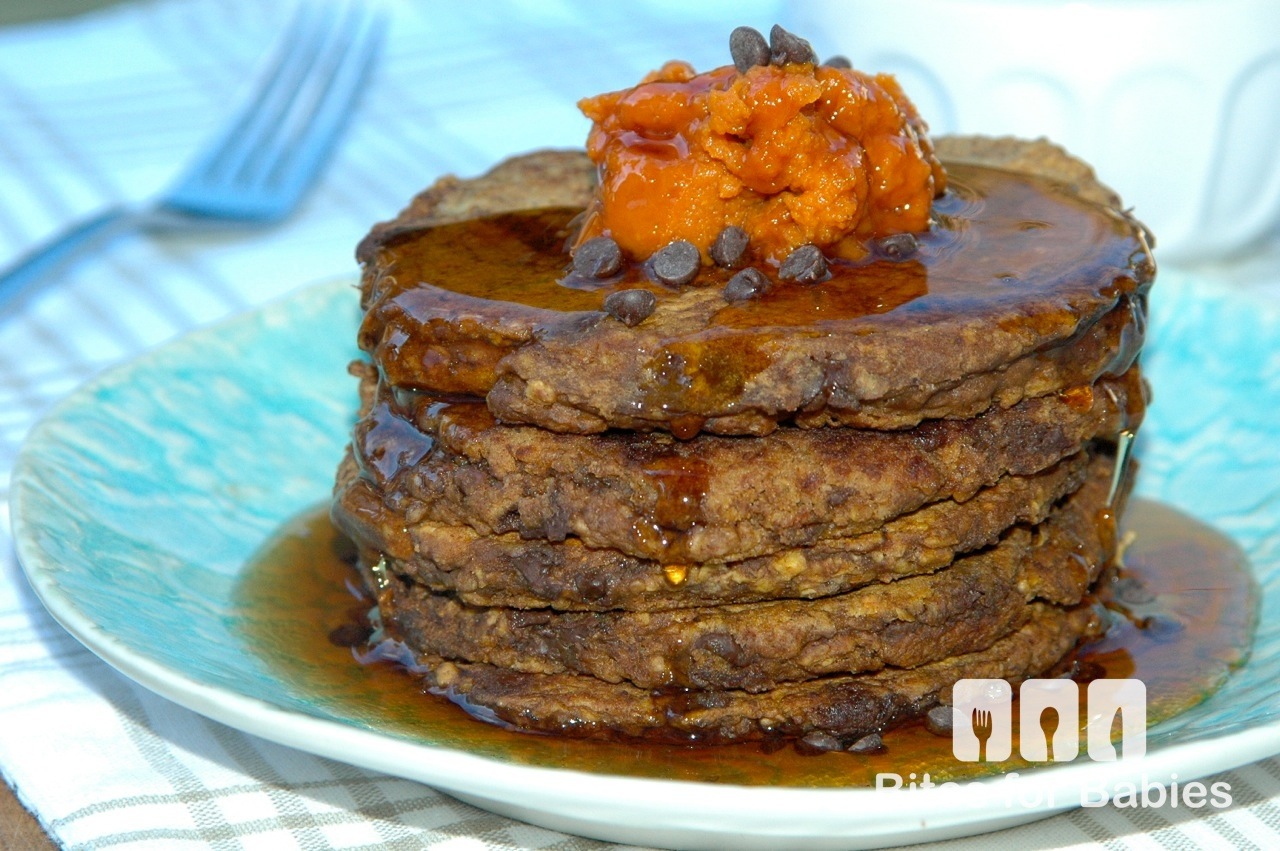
[333,114,1155,747]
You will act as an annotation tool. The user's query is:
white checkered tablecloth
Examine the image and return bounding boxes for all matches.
[2,1,1280,848]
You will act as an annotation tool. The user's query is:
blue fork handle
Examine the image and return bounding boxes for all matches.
[0,206,142,317]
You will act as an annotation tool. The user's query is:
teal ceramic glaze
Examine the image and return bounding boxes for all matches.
[10,272,1280,846]
[1136,270,1280,743]
[13,278,362,711]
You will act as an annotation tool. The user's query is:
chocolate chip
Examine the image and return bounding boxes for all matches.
[873,232,920,261]
[846,732,885,754]
[603,288,657,326]
[695,631,751,668]
[651,239,700,286]
[573,236,622,278]
[795,731,843,754]
[574,572,611,602]
[709,225,750,268]
[723,267,771,302]
[924,705,953,736]
[779,244,829,283]
[823,55,853,69]
[769,24,817,66]
[730,26,770,73]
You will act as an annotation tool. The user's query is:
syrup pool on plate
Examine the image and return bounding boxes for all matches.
[233,498,1255,787]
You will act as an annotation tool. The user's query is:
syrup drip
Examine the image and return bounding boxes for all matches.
[234,498,1256,787]
[365,164,1143,323]
[662,565,689,587]
[641,455,709,532]
[359,162,1153,437]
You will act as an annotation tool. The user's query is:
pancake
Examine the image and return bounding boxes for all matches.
[369,602,1104,745]
[333,31,1154,748]
[354,139,1153,438]
[335,451,1094,612]
[372,453,1119,692]
[342,367,1142,565]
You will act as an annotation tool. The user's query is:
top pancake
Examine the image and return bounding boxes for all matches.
[356,137,1153,437]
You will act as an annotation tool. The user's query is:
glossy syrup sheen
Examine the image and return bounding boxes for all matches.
[368,161,1146,327]
[233,499,1255,787]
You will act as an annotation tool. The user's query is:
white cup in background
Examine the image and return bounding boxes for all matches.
[791,0,1280,263]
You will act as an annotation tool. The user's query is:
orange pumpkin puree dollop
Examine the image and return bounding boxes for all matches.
[575,58,946,265]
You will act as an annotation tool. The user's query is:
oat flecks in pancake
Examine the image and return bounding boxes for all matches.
[392,603,1103,745]
[343,368,1142,564]
[354,139,1151,437]
[383,458,1115,693]
[335,454,1095,612]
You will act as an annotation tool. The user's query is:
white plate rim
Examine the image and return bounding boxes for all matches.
[12,276,1280,849]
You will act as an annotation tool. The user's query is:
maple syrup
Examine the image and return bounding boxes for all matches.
[234,498,1255,787]
[359,161,1151,429]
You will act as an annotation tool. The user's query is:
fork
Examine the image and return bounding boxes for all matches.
[0,1,386,316]
[972,707,993,762]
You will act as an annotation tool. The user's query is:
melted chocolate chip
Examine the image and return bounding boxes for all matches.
[846,732,885,754]
[651,239,700,286]
[823,55,853,69]
[603,288,657,326]
[729,26,770,73]
[573,236,622,278]
[924,705,954,736]
[779,244,829,283]
[873,232,920,261]
[709,225,750,268]
[695,632,750,667]
[723,267,771,301]
[795,731,844,755]
[573,573,611,602]
[769,24,817,66]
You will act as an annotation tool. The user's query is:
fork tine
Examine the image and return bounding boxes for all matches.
[163,1,385,221]
[0,1,384,307]
[255,4,386,198]
[168,3,326,195]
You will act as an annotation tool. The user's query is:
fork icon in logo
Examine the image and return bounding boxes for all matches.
[971,707,994,762]
[952,679,1013,762]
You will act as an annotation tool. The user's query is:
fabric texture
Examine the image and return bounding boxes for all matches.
[1,1,1279,848]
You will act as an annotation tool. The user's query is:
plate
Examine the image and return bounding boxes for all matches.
[13,273,1280,850]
